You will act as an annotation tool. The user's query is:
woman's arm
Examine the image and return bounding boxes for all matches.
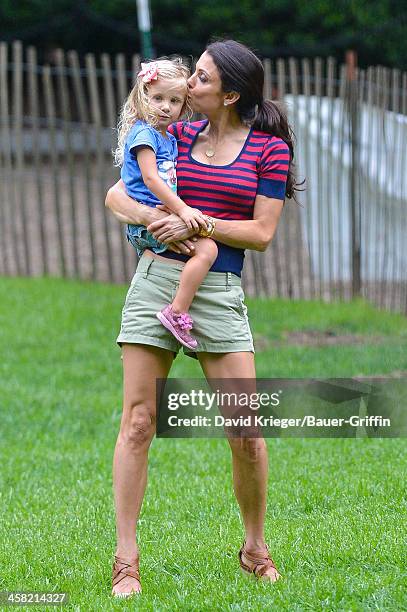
[215,196,284,251]
[148,195,284,252]
[105,179,164,225]
[105,180,196,254]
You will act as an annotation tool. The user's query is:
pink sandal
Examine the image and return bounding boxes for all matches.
[156,305,198,350]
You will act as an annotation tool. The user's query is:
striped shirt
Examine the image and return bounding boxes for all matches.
[158,120,289,276]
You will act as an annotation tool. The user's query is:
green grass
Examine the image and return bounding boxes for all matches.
[0,276,406,611]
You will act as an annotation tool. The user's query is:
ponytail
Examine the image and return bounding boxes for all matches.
[253,99,303,202]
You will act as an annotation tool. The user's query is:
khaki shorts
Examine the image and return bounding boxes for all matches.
[117,253,255,359]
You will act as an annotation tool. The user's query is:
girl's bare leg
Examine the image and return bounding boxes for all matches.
[171,238,218,313]
[198,351,280,580]
[112,344,174,595]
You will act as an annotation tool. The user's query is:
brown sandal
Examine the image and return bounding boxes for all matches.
[112,554,141,597]
[239,542,281,582]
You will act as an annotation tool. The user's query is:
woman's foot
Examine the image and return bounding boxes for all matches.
[239,542,281,582]
[112,554,142,597]
[156,305,198,349]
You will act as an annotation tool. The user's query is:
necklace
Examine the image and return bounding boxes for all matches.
[204,130,219,158]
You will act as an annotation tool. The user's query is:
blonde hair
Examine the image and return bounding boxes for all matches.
[114,57,192,167]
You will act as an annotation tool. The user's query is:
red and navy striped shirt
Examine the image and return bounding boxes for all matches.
[160,120,289,275]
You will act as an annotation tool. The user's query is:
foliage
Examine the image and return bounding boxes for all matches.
[0,0,406,68]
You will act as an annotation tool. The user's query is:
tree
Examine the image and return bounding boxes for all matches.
[0,0,406,69]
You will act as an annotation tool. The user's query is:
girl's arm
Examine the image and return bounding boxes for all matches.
[148,195,285,252]
[137,147,206,232]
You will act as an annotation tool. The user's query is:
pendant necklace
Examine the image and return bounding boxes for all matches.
[205,131,218,159]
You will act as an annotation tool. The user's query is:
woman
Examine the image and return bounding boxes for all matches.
[106,39,299,597]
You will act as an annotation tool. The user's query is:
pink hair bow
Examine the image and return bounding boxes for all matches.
[138,62,159,84]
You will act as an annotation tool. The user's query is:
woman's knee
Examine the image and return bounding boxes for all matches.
[120,401,156,450]
[228,436,267,462]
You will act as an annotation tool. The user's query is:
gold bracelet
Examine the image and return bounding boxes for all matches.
[206,217,216,238]
[198,215,216,238]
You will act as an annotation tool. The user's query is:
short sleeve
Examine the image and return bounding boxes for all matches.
[127,125,159,155]
[170,135,178,160]
[168,121,184,142]
[257,138,290,200]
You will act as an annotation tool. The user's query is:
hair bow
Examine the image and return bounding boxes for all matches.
[138,62,159,84]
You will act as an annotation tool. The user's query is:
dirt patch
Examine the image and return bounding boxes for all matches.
[353,371,407,379]
[283,330,386,346]
[254,329,389,350]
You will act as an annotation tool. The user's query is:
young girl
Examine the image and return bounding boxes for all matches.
[114,58,218,350]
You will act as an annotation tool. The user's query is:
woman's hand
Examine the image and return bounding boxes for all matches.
[167,239,197,255]
[147,211,197,243]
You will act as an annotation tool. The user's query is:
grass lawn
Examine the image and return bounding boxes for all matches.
[0,276,406,611]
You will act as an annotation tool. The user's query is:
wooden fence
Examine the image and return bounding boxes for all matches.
[0,41,406,313]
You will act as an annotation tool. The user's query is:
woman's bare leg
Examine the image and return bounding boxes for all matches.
[112,344,174,594]
[198,351,279,580]
[171,238,217,313]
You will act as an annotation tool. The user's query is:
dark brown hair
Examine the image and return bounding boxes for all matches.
[205,39,303,201]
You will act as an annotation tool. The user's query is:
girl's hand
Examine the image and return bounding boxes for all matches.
[147,213,196,243]
[178,206,208,232]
